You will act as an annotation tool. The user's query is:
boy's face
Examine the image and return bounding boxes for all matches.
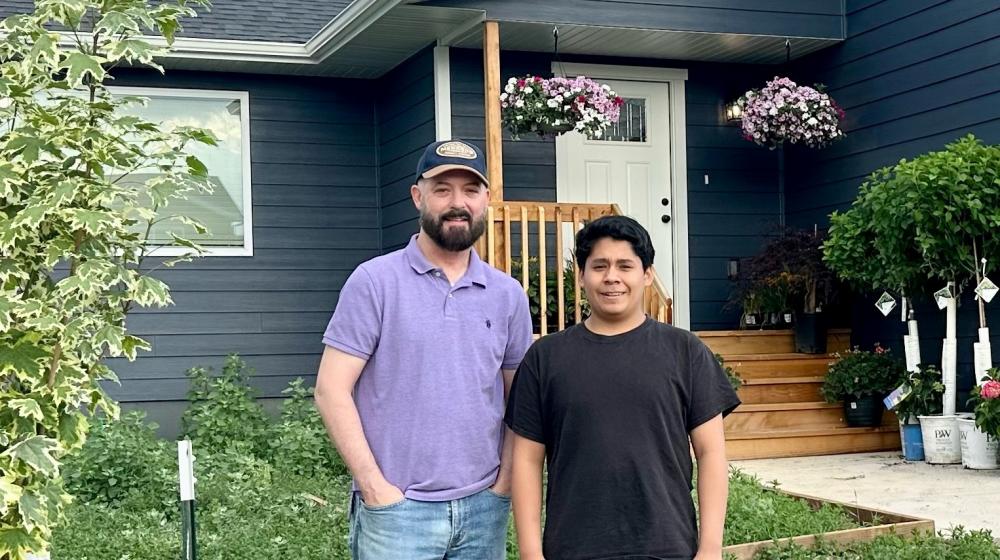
[580,238,652,323]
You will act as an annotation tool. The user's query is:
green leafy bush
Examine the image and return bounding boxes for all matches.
[751,527,1000,559]
[820,344,906,403]
[895,364,945,424]
[63,412,174,508]
[511,257,589,331]
[180,354,270,456]
[268,378,348,478]
[715,354,743,391]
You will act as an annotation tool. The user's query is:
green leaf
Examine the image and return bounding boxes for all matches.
[59,52,107,88]
[94,324,125,356]
[109,38,160,66]
[186,155,209,177]
[0,341,50,380]
[0,476,24,516]
[2,435,60,476]
[95,10,140,36]
[17,492,47,533]
[122,335,151,361]
[57,411,89,451]
[132,275,172,307]
[0,527,42,559]
[9,398,43,422]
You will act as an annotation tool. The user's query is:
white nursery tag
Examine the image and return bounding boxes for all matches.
[975,277,998,303]
[933,285,953,310]
[875,292,897,316]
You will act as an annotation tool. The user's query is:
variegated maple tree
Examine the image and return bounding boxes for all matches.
[0,1,210,557]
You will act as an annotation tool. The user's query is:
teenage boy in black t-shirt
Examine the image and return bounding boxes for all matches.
[505,215,740,560]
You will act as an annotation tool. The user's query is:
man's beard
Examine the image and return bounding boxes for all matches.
[420,208,487,251]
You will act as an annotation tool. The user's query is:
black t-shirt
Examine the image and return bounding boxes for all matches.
[504,318,741,560]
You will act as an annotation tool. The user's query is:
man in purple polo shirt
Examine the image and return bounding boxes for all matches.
[315,139,533,560]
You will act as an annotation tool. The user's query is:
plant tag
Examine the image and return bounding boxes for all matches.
[850,401,858,409]
[934,285,953,310]
[875,292,896,316]
[883,384,913,410]
[974,341,992,378]
[745,314,757,325]
[975,277,998,303]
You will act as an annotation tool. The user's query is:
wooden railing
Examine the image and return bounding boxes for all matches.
[475,201,673,335]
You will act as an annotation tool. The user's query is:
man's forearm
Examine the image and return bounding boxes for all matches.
[695,447,729,553]
[315,390,386,491]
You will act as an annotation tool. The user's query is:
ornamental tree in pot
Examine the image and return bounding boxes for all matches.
[0,2,212,557]
[820,345,906,428]
[962,369,1000,469]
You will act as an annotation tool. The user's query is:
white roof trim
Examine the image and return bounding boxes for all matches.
[142,0,406,65]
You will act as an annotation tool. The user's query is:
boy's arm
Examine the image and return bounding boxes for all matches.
[512,432,547,560]
[690,414,728,560]
[314,345,403,506]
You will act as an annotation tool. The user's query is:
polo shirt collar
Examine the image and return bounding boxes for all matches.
[405,234,489,288]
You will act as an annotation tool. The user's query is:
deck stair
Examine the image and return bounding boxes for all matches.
[696,329,901,460]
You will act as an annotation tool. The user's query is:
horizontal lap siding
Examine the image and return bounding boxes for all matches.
[108,70,379,426]
[784,0,1000,405]
[377,47,437,251]
[450,49,781,330]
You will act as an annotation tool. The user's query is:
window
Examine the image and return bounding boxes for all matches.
[112,87,253,256]
[593,97,647,143]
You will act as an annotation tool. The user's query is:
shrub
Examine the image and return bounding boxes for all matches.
[180,354,270,456]
[895,364,945,424]
[268,378,348,478]
[63,411,174,509]
[820,344,906,403]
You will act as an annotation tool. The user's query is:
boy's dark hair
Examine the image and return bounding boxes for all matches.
[575,215,655,270]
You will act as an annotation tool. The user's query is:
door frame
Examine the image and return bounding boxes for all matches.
[553,62,691,330]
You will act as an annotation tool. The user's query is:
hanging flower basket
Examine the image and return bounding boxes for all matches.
[738,76,845,149]
[501,75,623,139]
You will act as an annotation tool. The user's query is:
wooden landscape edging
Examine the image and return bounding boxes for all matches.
[721,487,936,559]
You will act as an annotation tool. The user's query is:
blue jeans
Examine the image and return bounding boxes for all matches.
[348,488,511,560]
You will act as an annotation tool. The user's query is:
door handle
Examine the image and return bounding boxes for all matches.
[661,215,671,223]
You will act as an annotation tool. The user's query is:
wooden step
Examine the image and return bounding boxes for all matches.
[723,353,834,379]
[696,328,850,356]
[737,376,825,405]
[725,402,899,432]
[726,425,901,460]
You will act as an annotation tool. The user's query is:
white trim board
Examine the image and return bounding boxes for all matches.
[552,62,691,330]
[433,46,452,141]
[110,86,254,258]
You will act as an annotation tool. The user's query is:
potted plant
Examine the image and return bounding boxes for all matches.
[738,76,845,150]
[893,364,945,461]
[730,228,836,349]
[716,354,743,392]
[961,368,1000,469]
[821,344,906,427]
[511,257,589,332]
[501,75,624,139]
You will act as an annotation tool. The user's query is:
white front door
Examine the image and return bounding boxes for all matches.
[556,78,674,293]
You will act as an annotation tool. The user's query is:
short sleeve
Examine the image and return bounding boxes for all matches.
[321,266,382,360]
[685,336,741,432]
[502,289,534,370]
[504,346,545,443]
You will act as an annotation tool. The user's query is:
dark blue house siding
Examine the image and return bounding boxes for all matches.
[785,0,1000,403]
[418,0,843,39]
[106,70,380,432]
[449,48,780,330]
[376,47,437,251]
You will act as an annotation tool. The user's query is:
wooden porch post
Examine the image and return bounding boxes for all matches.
[483,20,503,202]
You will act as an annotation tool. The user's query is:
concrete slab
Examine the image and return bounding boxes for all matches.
[731,452,1000,537]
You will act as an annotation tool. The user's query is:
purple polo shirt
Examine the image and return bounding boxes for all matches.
[322,235,533,501]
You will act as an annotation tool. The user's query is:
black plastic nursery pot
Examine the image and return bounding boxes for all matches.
[794,311,827,354]
[843,394,884,427]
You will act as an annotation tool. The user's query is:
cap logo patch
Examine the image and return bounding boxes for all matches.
[436,141,477,159]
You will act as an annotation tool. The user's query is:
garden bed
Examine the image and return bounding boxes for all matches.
[722,487,934,559]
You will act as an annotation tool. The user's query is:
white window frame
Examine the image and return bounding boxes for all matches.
[109,86,254,257]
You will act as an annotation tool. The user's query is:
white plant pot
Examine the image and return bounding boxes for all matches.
[918,414,962,464]
[958,417,1000,470]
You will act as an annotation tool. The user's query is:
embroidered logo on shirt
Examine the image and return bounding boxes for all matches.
[485,319,492,329]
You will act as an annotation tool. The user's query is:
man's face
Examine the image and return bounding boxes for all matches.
[412,169,489,252]
[580,238,652,322]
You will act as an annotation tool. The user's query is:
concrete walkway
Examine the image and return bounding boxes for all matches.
[731,452,1000,537]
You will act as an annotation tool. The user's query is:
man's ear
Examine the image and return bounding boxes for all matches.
[411,183,422,210]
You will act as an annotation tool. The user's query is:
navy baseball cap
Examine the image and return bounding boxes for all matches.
[415,139,489,187]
